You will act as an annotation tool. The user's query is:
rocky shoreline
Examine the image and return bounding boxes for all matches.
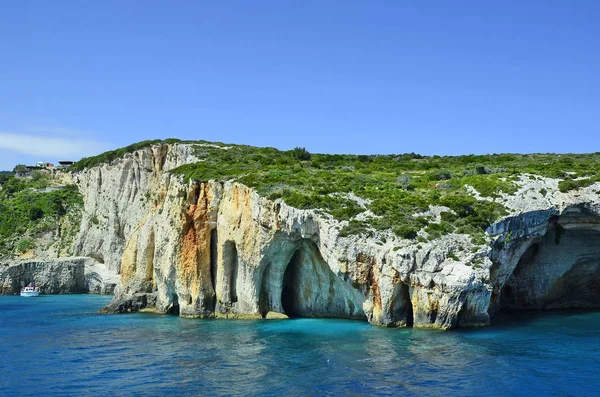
[0,257,118,295]
[75,143,600,329]
[3,142,599,329]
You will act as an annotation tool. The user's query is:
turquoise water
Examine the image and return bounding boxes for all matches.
[1,295,599,396]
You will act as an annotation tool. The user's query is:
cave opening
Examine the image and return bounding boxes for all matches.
[279,242,366,320]
[499,217,600,311]
[281,249,302,318]
[210,229,218,291]
[223,241,239,303]
[258,239,365,320]
[402,285,414,327]
[167,294,180,315]
[388,283,414,327]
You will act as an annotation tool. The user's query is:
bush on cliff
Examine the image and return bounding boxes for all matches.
[0,176,83,257]
[558,177,599,193]
[290,147,311,161]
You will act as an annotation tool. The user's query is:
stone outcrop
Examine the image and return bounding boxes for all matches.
[12,142,599,329]
[489,203,600,312]
[0,257,118,294]
[0,256,119,295]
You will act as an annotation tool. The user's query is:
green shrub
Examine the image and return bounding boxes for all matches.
[558,178,597,193]
[425,221,454,235]
[290,147,311,161]
[396,173,412,189]
[338,220,371,237]
[16,239,35,254]
[393,224,419,239]
[0,173,15,186]
[28,206,44,221]
[0,184,83,238]
[429,169,453,181]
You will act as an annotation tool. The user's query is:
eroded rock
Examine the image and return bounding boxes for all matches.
[46,143,600,329]
[0,257,116,295]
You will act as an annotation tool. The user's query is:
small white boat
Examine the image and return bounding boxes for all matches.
[20,283,40,297]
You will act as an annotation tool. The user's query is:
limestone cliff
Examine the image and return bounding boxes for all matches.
[66,143,598,329]
[6,142,599,329]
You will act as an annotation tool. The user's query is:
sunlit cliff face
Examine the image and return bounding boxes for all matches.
[58,143,600,329]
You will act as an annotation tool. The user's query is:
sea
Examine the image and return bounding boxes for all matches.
[1,295,599,396]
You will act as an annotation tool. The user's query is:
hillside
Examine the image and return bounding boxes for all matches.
[0,171,82,261]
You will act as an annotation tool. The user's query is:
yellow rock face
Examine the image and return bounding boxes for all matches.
[264,311,289,320]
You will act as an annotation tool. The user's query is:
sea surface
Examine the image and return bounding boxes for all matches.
[1,295,599,396]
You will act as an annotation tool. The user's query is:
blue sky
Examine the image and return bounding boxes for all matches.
[1,1,599,170]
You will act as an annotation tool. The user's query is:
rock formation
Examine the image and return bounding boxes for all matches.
[5,142,600,329]
[0,257,119,294]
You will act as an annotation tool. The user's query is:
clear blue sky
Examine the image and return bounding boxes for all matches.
[1,1,599,170]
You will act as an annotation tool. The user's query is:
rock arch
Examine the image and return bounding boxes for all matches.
[496,207,600,312]
[260,238,366,319]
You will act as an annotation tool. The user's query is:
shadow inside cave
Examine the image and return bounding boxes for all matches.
[498,213,600,312]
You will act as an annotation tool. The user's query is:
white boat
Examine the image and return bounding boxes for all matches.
[20,283,40,297]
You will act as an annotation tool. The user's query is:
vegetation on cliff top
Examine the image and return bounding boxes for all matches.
[0,172,83,258]
[65,138,600,242]
[170,143,600,241]
[69,138,184,171]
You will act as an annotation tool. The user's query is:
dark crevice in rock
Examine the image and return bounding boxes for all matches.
[90,254,105,264]
[145,230,155,292]
[223,241,239,303]
[404,286,414,327]
[100,292,156,313]
[191,184,201,205]
[499,213,600,312]
[387,282,413,327]
[259,262,273,318]
[210,229,218,291]
[167,294,180,315]
[281,250,302,318]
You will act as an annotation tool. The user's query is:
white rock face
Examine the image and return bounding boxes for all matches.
[15,143,600,329]
[85,261,120,294]
[0,257,121,295]
[0,257,81,294]
[71,144,197,273]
